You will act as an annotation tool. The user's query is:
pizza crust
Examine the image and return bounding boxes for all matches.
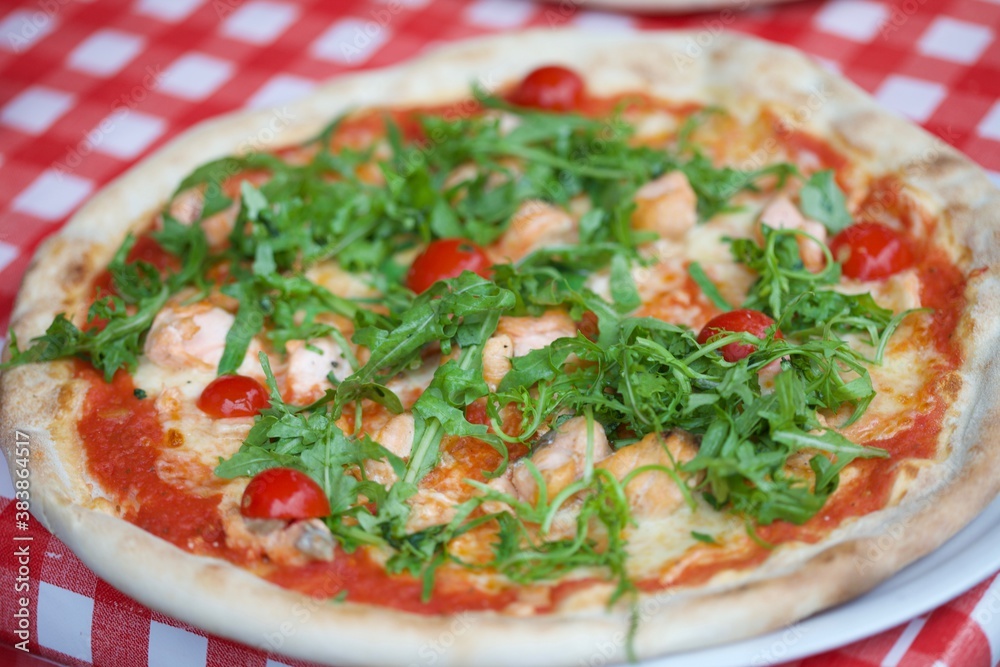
[3,30,1000,666]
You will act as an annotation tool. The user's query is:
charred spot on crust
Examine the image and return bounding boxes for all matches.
[63,260,87,290]
[916,151,965,182]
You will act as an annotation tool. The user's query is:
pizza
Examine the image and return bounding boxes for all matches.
[3,31,1000,666]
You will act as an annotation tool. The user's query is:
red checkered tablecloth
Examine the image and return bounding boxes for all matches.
[0,0,998,665]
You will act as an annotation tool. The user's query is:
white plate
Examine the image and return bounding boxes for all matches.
[646,494,1000,666]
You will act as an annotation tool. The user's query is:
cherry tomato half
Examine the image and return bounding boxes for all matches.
[697,309,783,362]
[829,222,914,281]
[509,65,585,112]
[406,238,493,294]
[197,375,270,418]
[240,467,331,520]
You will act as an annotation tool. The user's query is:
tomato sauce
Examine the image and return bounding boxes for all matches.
[266,548,515,614]
[649,549,772,590]
[76,363,231,560]
[768,110,849,176]
[919,256,967,360]
[542,577,605,612]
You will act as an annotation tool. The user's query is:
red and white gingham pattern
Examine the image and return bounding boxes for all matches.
[0,0,998,665]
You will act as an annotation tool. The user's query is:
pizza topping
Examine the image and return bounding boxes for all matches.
[797,169,853,234]
[508,65,585,111]
[3,231,185,380]
[169,186,238,249]
[291,519,337,561]
[285,337,353,404]
[631,171,698,241]
[509,416,612,504]
[5,95,790,382]
[145,303,261,374]
[733,226,905,350]
[366,413,416,484]
[830,221,914,281]
[696,309,782,362]
[873,270,923,312]
[757,196,827,273]
[482,334,515,391]
[489,308,888,536]
[198,375,270,419]
[633,258,718,329]
[224,509,336,565]
[495,311,578,358]
[490,200,578,263]
[596,431,700,518]
[240,467,331,520]
[406,238,493,294]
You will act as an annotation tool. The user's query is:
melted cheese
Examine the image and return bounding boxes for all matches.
[625,500,741,579]
[306,261,379,300]
[132,362,250,494]
[843,320,940,443]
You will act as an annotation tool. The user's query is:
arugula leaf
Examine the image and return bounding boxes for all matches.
[152,215,210,289]
[406,293,510,484]
[336,273,515,413]
[610,254,641,313]
[4,287,169,382]
[491,304,887,526]
[687,261,732,311]
[213,443,300,478]
[799,170,852,233]
[218,283,266,376]
[104,235,163,303]
[733,226,904,356]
